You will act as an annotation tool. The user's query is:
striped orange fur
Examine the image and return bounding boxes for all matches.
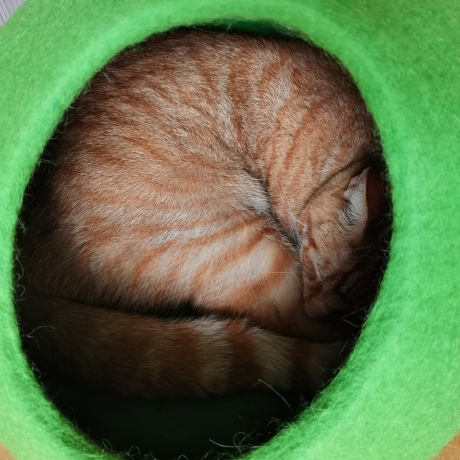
[15,29,391,398]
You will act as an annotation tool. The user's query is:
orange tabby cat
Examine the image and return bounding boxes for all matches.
[15,29,390,398]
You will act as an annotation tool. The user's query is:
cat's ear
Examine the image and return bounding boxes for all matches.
[342,167,387,240]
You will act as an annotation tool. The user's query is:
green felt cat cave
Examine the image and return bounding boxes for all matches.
[1,0,460,459]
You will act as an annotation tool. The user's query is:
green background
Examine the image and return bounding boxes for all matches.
[1,0,460,459]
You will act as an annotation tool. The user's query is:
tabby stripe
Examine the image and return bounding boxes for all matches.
[224,320,262,389]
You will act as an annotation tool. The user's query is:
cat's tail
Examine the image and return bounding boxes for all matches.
[17,287,346,398]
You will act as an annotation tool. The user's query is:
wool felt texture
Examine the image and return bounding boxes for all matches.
[1,0,460,459]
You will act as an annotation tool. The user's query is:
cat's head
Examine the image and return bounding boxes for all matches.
[301,167,391,320]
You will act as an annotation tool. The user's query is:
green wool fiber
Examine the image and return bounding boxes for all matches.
[1,0,460,459]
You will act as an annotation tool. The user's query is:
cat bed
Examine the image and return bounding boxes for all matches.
[1,0,460,459]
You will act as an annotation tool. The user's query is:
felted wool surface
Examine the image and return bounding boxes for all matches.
[1,0,460,459]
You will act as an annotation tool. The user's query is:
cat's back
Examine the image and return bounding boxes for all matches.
[64,29,359,164]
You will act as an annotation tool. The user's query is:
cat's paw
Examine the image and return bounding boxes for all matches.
[294,340,351,396]
[279,308,357,343]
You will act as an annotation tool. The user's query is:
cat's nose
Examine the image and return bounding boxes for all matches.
[304,294,349,321]
[304,293,330,319]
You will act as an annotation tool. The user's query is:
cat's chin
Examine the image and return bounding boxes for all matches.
[304,298,367,328]
[304,306,346,321]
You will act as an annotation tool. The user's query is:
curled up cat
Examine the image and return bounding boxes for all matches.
[15,29,391,398]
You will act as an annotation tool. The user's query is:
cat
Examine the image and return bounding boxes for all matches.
[15,29,391,399]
